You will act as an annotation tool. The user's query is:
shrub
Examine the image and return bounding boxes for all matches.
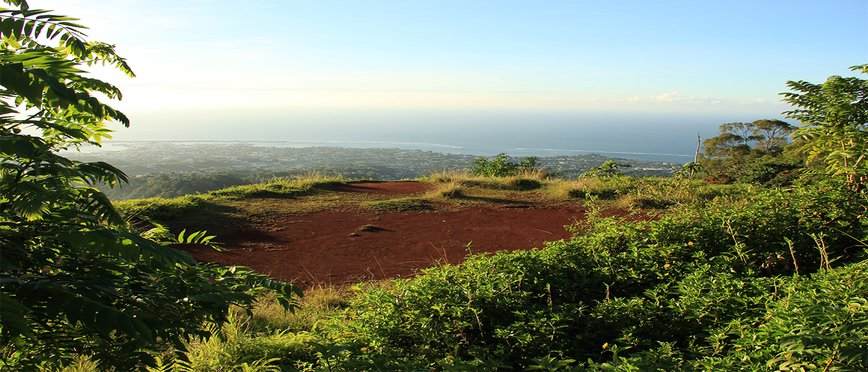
[696,261,868,371]
[582,160,626,178]
[471,153,540,177]
[304,184,866,369]
[178,315,317,370]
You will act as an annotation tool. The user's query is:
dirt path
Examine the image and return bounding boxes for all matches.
[184,181,591,286]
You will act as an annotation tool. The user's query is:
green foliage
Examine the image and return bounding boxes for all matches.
[296,182,867,369]
[697,261,868,371]
[581,160,627,178]
[101,172,250,200]
[700,119,800,185]
[427,169,546,192]
[782,63,868,192]
[207,175,344,199]
[176,315,316,371]
[565,176,636,199]
[0,2,298,369]
[471,153,539,177]
[114,175,346,222]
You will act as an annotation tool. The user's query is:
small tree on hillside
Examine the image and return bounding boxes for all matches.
[752,119,795,154]
[702,123,755,159]
[782,64,868,192]
[471,153,539,177]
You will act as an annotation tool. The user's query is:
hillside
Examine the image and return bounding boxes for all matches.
[113,172,867,370]
[118,174,649,286]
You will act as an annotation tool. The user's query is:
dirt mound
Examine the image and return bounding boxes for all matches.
[186,205,588,287]
[320,181,431,195]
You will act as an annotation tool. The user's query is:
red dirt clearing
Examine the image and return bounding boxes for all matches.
[184,181,607,287]
[188,206,587,287]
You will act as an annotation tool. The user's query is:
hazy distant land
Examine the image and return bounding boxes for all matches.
[68,142,677,199]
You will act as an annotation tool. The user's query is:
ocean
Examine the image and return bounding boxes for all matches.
[100,110,784,163]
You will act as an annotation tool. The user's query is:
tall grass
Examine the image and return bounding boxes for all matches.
[115,173,345,221]
[545,176,637,200]
[245,287,350,333]
[207,173,345,199]
[427,181,465,199]
[422,169,545,191]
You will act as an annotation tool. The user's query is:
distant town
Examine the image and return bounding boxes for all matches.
[68,142,677,199]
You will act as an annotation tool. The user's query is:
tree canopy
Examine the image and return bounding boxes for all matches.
[782,63,868,191]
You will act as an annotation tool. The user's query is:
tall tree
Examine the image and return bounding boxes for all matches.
[702,123,754,158]
[751,119,794,154]
[0,1,297,369]
[782,64,868,191]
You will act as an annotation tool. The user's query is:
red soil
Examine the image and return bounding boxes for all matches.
[319,181,433,195]
[184,182,599,287]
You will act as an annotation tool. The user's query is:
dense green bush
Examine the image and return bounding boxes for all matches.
[582,160,626,178]
[471,153,539,177]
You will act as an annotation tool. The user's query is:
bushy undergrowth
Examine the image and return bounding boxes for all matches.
[470,153,540,178]
[546,176,754,212]
[61,178,866,371]
[305,182,864,370]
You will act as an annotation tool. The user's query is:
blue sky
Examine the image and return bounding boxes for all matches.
[42,1,868,140]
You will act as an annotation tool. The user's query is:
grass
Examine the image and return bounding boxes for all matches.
[115,172,733,239]
[554,176,637,200]
[179,316,317,370]
[245,286,351,333]
[115,173,346,222]
[427,181,465,199]
[422,170,545,191]
[208,173,345,199]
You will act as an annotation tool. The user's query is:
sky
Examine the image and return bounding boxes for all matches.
[39,0,868,144]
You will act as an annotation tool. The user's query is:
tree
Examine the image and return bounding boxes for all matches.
[702,123,754,159]
[0,1,298,368]
[699,120,799,184]
[751,119,794,154]
[782,64,868,192]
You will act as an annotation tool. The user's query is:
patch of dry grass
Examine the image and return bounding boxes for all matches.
[545,176,637,200]
[427,181,465,199]
[422,170,545,191]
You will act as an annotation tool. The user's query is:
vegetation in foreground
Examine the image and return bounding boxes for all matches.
[1,1,866,371]
[53,177,868,371]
